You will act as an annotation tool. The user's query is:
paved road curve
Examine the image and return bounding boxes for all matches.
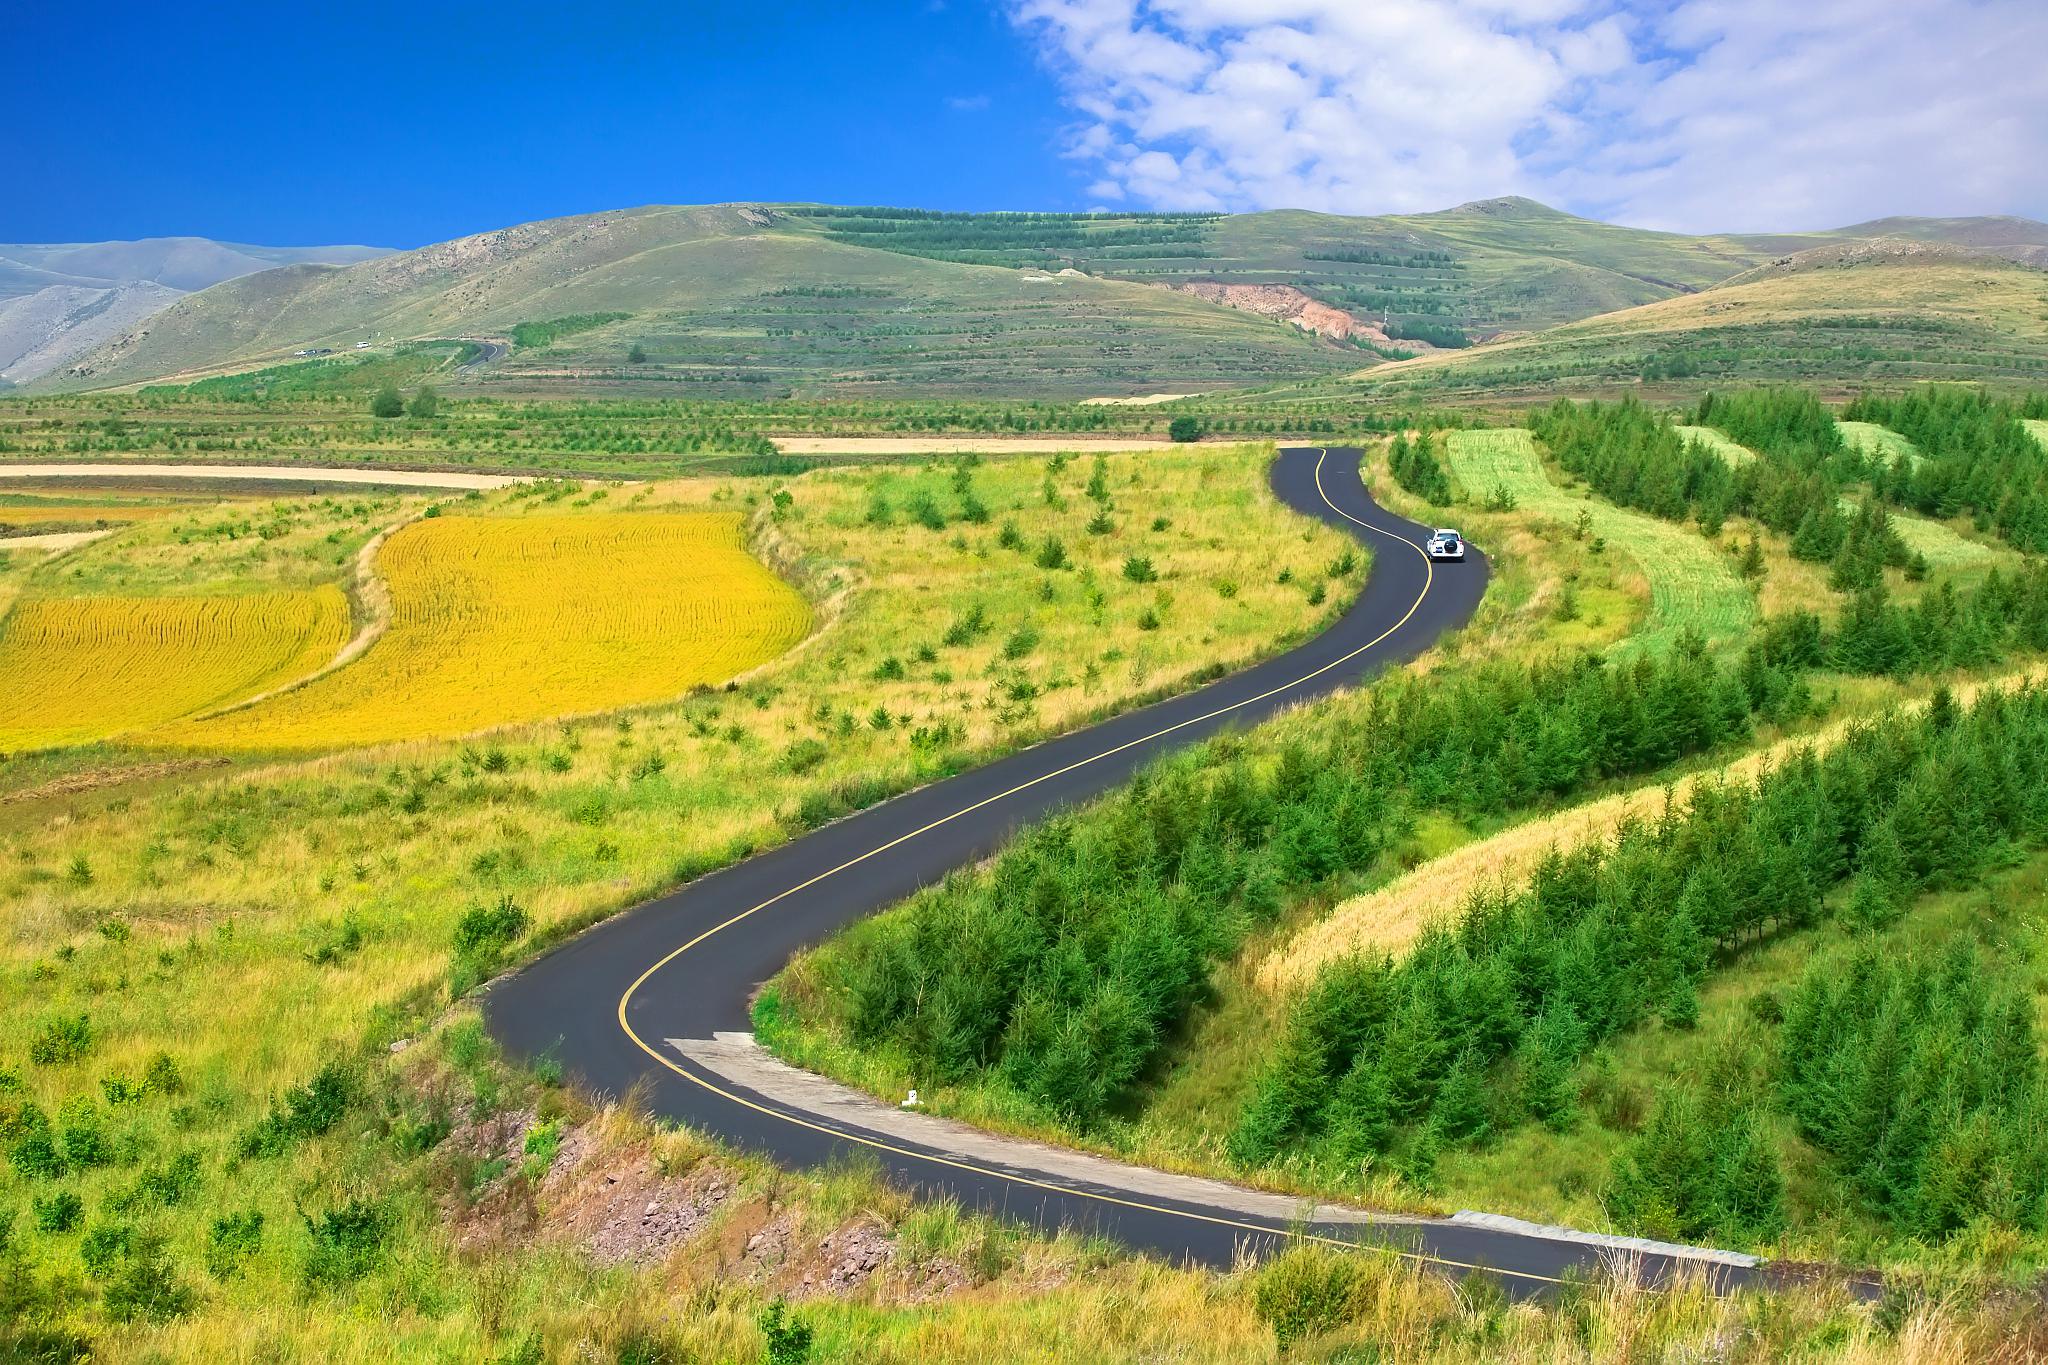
[485,447,1757,1293]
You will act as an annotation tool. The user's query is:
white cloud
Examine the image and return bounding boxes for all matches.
[1009,0,2048,231]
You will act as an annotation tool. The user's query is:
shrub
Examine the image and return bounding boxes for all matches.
[906,490,946,531]
[1122,556,1157,584]
[28,1015,92,1066]
[781,738,829,775]
[407,386,439,419]
[941,604,989,646]
[101,1237,195,1322]
[759,1300,814,1365]
[302,1199,389,1289]
[32,1191,82,1234]
[453,897,531,957]
[1252,1245,1368,1349]
[1168,416,1201,443]
[56,1097,109,1169]
[240,1061,355,1157]
[79,1221,137,1279]
[1034,536,1069,571]
[371,384,405,418]
[9,1119,64,1181]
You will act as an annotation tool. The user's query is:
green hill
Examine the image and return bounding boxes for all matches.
[55,206,1368,399]
[1242,244,2048,409]
[44,202,2048,400]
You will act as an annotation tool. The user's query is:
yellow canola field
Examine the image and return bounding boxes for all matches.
[0,587,349,751]
[171,512,810,750]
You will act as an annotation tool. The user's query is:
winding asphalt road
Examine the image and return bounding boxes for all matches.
[484,447,1761,1293]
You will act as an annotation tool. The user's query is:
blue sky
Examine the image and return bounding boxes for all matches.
[5,2,1082,247]
[8,0,2044,246]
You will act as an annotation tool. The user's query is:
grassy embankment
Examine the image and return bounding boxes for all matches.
[0,443,1365,1353]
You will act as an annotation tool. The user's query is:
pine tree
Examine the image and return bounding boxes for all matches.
[1432,1050,1491,1143]
[1710,1110,1785,1242]
[1737,534,1765,579]
[1401,1118,1443,1193]
[1518,1015,1578,1132]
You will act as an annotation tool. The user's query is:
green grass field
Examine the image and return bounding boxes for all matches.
[2027,418,2048,453]
[1673,425,1755,465]
[1836,418,1926,468]
[1443,429,1756,652]
[0,443,1373,1356]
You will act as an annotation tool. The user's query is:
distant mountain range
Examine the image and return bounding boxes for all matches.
[0,238,390,385]
[22,202,2048,399]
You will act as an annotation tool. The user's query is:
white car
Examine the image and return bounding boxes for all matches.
[1426,528,1466,561]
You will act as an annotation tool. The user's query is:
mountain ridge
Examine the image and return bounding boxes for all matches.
[30,201,2047,397]
[0,235,394,386]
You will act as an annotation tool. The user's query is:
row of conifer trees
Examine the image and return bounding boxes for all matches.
[1234,682,2048,1245]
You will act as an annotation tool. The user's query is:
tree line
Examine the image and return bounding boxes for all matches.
[1233,682,2048,1247]
[788,643,1806,1129]
[1531,395,1913,590]
[1844,386,2048,553]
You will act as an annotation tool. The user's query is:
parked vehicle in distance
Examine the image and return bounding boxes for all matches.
[1427,528,1466,561]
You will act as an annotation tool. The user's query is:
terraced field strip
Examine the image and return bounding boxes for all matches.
[1836,419,1926,469]
[0,462,525,490]
[773,437,1180,455]
[1261,662,2048,990]
[1674,425,1755,465]
[0,587,350,751]
[170,512,811,750]
[0,503,178,525]
[1444,429,1755,654]
[1685,425,1994,570]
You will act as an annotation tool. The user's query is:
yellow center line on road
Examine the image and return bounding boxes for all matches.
[609,449,1569,1286]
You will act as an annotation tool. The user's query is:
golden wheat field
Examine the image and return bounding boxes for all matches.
[0,587,349,750]
[168,511,811,750]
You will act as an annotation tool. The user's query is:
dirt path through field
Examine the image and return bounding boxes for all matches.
[0,462,525,490]
[773,437,1183,455]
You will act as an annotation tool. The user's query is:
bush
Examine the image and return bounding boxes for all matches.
[28,1015,92,1066]
[370,384,405,418]
[101,1237,194,1323]
[240,1061,355,1157]
[205,1211,264,1280]
[302,1199,388,1289]
[407,385,439,419]
[758,1300,814,1364]
[453,897,531,957]
[1168,416,1201,443]
[55,1098,108,1169]
[32,1191,82,1233]
[1122,555,1157,584]
[1252,1245,1368,1349]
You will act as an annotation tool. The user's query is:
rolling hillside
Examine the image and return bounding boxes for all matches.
[1248,242,2048,408]
[40,202,2048,399]
[0,236,389,386]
